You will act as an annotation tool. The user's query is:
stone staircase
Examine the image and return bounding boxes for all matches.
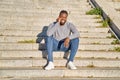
[0,0,120,80]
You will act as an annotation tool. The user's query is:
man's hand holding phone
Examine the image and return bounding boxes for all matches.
[56,17,61,23]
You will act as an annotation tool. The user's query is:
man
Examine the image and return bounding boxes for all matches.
[45,10,80,70]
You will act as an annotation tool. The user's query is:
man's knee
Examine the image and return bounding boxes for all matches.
[70,38,79,44]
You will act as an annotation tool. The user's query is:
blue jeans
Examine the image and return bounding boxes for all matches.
[46,36,79,62]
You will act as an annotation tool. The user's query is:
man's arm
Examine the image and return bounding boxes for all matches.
[47,18,62,36]
[68,23,80,39]
[64,23,80,48]
[47,22,59,36]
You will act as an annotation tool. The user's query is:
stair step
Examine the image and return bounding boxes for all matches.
[1,17,102,23]
[0,67,120,78]
[0,11,86,17]
[0,0,88,3]
[0,20,102,25]
[0,36,114,44]
[1,20,102,27]
[0,11,90,17]
[0,15,101,20]
[0,4,91,13]
[0,4,90,9]
[0,51,119,59]
[0,27,109,33]
[0,15,100,19]
[0,3,90,7]
[80,33,111,38]
[1,17,101,23]
[0,43,119,51]
[0,58,120,67]
[0,24,104,30]
[1,18,102,25]
[1,77,120,80]
[0,30,111,37]
[1,13,97,19]
[0,1,89,5]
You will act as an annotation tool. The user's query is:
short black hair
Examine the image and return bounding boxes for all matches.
[59,10,68,16]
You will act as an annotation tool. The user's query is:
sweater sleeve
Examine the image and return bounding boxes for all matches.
[68,23,80,39]
[47,22,59,36]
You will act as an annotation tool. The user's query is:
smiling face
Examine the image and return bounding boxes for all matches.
[59,13,68,25]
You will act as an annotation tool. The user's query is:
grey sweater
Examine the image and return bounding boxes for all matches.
[47,21,80,41]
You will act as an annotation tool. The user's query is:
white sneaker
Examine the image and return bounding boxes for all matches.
[67,61,77,70]
[45,61,54,70]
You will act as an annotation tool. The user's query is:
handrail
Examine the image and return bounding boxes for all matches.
[88,0,120,41]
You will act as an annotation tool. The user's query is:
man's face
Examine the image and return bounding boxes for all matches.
[59,13,68,25]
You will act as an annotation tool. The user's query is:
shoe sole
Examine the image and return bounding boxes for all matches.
[45,66,54,70]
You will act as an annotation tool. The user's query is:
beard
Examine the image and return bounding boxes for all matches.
[60,20,66,25]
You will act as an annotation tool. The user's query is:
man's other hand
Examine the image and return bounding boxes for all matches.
[64,37,70,48]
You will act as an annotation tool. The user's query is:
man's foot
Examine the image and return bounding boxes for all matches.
[67,61,77,70]
[45,61,54,70]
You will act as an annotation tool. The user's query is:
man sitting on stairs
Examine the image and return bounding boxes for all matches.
[45,10,80,70]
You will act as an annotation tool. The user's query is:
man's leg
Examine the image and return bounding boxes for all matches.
[58,38,79,61]
[58,38,79,69]
[45,36,58,70]
[46,36,58,62]
[68,38,79,62]
[66,38,79,69]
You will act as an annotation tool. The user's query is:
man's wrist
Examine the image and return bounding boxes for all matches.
[66,37,69,39]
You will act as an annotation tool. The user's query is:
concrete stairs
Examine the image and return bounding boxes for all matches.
[0,0,120,80]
